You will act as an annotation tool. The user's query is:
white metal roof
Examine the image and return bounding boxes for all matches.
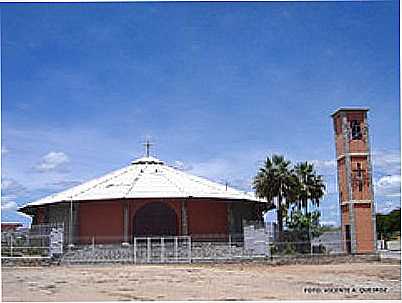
[21,156,265,208]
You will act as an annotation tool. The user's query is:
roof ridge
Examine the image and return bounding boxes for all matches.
[66,165,133,200]
[157,165,188,195]
[124,164,148,197]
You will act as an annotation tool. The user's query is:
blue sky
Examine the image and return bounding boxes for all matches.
[1,1,400,227]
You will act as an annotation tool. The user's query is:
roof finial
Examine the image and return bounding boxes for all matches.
[143,137,154,157]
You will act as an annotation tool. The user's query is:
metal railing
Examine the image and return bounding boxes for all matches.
[1,234,51,258]
[61,236,192,264]
[2,225,379,264]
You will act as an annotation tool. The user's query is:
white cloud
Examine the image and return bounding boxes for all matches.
[309,159,337,172]
[1,178,26,196]
[376,200,400,214]
[373,150,400,175]
[188,158,255,191]
[1,146,9,155]
[173,160,193,171]
[320,220,338,227]
[1,197,18,211]
[375,175,401,197]
[189,158,233,180]
[33,152,70,173]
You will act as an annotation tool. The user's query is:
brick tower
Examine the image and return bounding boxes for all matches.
[332,108,376,254]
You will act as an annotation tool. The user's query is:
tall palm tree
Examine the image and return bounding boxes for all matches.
[253,155,296,234]
[294,162,314,215]
[310,174,325,210]
[294,162,325,215]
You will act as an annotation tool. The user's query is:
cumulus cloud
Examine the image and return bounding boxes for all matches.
[1,196,18,211]
[375,175,401,197]
[33,152,70,173]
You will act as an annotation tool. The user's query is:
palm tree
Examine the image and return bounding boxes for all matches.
[310,174,325,210]
[294,162,314,215]
[294,162,325,215]
[253,155,296,234]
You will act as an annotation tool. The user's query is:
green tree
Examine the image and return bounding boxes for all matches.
[253,155,297,234]
[377,208,401,241]
[287,210,322,238]
[294,161,325,215]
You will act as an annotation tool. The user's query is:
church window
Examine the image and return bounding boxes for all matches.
[350,120,362,140]
[356,163,363,192]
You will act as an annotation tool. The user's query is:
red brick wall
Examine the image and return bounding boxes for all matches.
[187,200,228,236]
[36,207,45,224]
[334,114,345,157]
[341,204,349,252]
[341,204,349,225]
[350,156,371,201]
[79,201,124,244]
[337,158,347,202]
[354,203,374,253]
[1,223,22,231]
[76,199,230,243]
[347,112,367,154]
[334,110,374,253]
[333,112,368,156]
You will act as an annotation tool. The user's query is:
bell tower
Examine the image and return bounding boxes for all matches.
[332,108,376,254]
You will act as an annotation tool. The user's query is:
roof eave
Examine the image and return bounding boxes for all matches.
[331,107,369,117]
[20,195,269,209]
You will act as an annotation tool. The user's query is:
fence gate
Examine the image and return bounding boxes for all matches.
[133,236,191,264]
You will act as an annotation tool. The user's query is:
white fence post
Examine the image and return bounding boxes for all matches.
[188,236,192,263]
[147,238,151,263]
[161,237,165,263]
[229,234,232,256]
[133,238,137,264]
[174,237,178,262]
[92,236,95,254]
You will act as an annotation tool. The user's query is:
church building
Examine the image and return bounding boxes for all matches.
[19,148,267,245]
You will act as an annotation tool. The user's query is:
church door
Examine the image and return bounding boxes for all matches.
[133,202,178,236]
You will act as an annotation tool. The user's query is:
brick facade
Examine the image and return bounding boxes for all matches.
[332,108,376,254]
[40,198,259,244]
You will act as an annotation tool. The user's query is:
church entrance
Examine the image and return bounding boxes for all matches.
[133,202,178,236]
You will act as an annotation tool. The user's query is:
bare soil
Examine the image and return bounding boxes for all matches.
[2,262,400,301]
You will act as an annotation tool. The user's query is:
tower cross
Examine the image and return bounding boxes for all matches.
[352,163,366,190]
[143,138,154,157]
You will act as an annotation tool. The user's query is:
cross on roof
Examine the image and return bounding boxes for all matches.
[143,138,154,157]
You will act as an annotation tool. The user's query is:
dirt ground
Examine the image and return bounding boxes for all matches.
[2,262,401,301]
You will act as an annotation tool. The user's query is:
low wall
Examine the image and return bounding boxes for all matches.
[265,253,380,265]
[386,240,401,251]
[194,253,381,265]
[1,257,53,267]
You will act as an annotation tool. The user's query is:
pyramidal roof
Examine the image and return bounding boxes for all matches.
[21,156,265,209]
